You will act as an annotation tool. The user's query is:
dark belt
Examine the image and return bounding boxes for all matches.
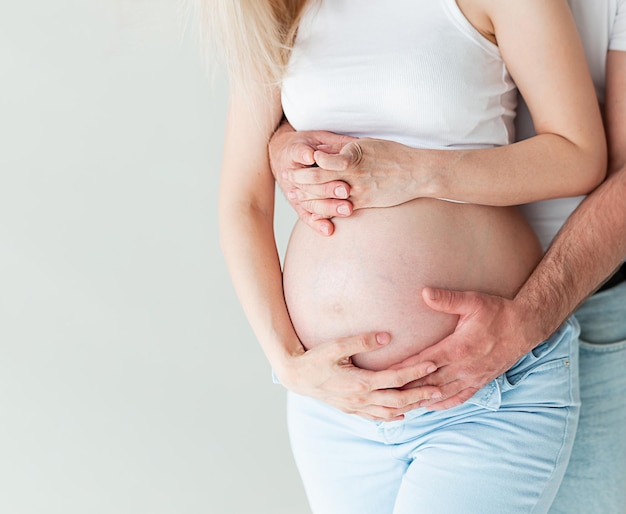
[596,262,626,293]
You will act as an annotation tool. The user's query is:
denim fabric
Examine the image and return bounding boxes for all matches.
[550,282,626,514]
[287,320,580,514]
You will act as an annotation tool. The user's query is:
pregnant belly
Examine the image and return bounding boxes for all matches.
[282,198,542,370]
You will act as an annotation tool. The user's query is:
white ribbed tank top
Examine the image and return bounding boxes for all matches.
[281,0,517,150]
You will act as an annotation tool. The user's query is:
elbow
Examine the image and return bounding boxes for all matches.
[572,137,608,196]
[581,156,607,195]
[217,197,274,255]
[586,143,608,192]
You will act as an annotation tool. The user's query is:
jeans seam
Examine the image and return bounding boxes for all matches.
[530,404,577,513]
[578,338,626,352]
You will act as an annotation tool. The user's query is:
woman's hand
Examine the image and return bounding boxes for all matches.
[275,331,443,421]
[291,138,429,210]
[269,122,426,233]
[269,121,355,236]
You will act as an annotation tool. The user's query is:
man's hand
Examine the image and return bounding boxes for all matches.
[269,121,355,236]
[277,331,443,421]
[392,287,540,410]
[284,137,430,210]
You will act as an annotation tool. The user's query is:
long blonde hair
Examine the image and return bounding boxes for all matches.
[194,0,310,93]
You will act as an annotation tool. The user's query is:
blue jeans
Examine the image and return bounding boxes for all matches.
[549,282,626,513]
[287,320,580,514]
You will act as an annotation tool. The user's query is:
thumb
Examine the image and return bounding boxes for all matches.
[314,141,361,171]
[292,143,316,166]
[333,332,390,361]
[422,287,478,316]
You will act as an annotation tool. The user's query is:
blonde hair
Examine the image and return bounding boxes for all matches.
[193,0,310,93]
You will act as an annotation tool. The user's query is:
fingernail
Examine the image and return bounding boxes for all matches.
[334,186,348,198]
[287,190,297,200]
[425,287,438,301]
[337,204,350,216]
[320,224,331,236]
[376,333,390,345]
[426,365,437,374]
[431,392,443,399]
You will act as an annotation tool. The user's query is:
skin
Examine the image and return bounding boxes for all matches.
[412,49,626,409]
[220,0,606,422]
[221,89,442,423]
[277,0,607,212]
[270,50,626,411]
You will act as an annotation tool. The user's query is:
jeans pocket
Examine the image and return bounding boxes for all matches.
[503,319,578,389]
[579,337,626,354]
[503,356,571,388]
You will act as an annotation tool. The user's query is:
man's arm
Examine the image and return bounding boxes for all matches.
[406,50,626,410]
[513,49,626,339]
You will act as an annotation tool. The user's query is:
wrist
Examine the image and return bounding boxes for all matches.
[269,342,306,386]
[408,148,447,200]
[510,292,558,351]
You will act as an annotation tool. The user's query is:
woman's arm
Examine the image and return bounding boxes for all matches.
[388,50,626,410]
[219,89,442,420]
[275,0,606,211]
[219,90,300,370]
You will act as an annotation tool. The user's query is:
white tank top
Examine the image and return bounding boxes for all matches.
[282,0,517,150]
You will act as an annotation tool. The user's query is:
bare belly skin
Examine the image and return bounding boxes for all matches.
[282,198,542,370]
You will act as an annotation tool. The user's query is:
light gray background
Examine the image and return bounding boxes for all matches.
[0,1,309,513]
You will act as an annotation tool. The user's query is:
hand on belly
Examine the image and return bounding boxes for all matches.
[283,199,541,370]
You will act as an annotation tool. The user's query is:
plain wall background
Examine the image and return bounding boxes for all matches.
[0,1,309,513]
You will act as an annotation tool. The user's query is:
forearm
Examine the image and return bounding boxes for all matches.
[286,131,605,212]
[513,167,626,343]
[415,134,606,206]
[295,0,606,210]
[219,92,303,373]
[219,201,305,371]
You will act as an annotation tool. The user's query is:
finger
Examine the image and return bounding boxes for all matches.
[425,387,478,411]
[352,407,407,422]
[301,198,352,218]
[416,378,477,409]
[288,142,316,166]
[315,143,344,154]
[314,142,362,171]
[363,362,439,390]
[283,168,339,186]
[309,217,335,236]
[339,398,424,422]
[368,384,443,408]
[289,180,351,200]
[314,133,357,154]
[342,408,404,422]
[390,340,456,373]
[422,287,481,316]
[405,342,457,375]
[388,348,442,370]
[331,332,391,361]
[293,202,335,236]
